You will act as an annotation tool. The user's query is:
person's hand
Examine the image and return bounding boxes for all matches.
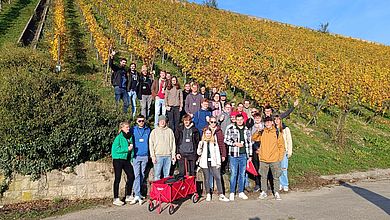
[128,144,133,151]
[222,157,226,162]
[234,142,244,148]
[206,116,210,122]
[110,50,116,57]
[152,157,157,164]
[166,106,171,111]
[294,99,299,107]
[179,107,182,112]
[176,154,181,160]
[189,113,194,118]
[219,114,225,121]
[256,149,259,154]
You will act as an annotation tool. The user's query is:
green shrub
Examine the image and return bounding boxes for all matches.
[0,46,119,196]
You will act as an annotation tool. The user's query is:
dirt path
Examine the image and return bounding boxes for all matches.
[46,178,390,220]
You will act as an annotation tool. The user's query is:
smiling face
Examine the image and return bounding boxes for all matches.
[130,63,136,71]
[172,77,177,85]
[121,124,130,133]
[265,120,273,129]
[236,115,244,126]
[237,103,244,112]
[205,129,212,139]
[209,117,217,128]
[185,83,191,92]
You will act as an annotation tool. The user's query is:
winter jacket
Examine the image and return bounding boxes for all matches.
[258,126,285,163]
[175,123,200,158]
[109,58,128,88]
[149,126,176,158]
[111,132,132,160]
[205,125,226,158]
[137,75,153,99]
[197,140,221,168]
[127,70,139,92]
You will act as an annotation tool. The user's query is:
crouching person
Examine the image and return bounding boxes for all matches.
[197,128,229,202]
[258,116,285,200]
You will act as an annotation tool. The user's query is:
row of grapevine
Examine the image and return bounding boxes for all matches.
[50,0,67,65]
[88,0,389,112]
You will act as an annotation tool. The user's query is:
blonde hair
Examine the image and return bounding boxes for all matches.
[201,128,215,143]
[118,121,130,133]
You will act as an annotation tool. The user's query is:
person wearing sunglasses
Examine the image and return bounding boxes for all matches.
[129,115,151,205]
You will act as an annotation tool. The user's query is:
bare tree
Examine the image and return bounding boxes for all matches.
[203,0,217,9]
[318,22,330,33]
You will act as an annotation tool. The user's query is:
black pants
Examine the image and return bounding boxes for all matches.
[113,159,135,198]
[178,156,196,176]
[252,153,261,187]
[167,106,180,132]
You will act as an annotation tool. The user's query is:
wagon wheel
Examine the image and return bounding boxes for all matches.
[168,204,175,215]
[148,200,155,212]
[192,193,200,203]
[157,201,162,214]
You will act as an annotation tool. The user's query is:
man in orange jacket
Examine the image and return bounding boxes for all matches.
[258,116,285,200]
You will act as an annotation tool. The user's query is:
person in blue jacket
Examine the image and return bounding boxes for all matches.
[129,115,151,205]
[111,121,134,206]
[193,98,212,136]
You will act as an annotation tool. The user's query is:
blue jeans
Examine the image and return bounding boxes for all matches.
[127,90,137,118]
[229,154,247,194]
[154,97,166,127]
[132,156,148,197]
[154,156,171,180]
[114,86,129,113]
[279,153,289,187]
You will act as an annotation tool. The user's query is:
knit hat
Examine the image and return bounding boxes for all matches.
[158,115,167,122]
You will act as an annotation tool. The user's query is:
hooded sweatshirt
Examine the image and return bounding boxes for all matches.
[149,126,176,158]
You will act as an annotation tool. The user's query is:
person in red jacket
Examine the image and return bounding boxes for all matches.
[231,103,248,123]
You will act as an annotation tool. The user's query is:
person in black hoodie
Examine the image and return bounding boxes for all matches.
[175,114,200,176]
[137,65,153,119]
[109,51,129,113]
[127,63,139,118]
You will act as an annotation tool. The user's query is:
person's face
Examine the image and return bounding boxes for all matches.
[137,118,145,127]
[212,87,217,93]
[209,118,217,128]
[213,94,220,102]
[185,84,191,91]
[221,96,226,101]
[205,130,212,139]
[201,101,209,109]
[172,77,177,85]
[251,109,258,116]
[141,67,148,76]
[160,71,166,79]
[183,119,191,127]
[158,120,166,127]
[130,64,136,71]
[191,85,198,93]
[231,102,235,108]
[265,120,273,128]
[237,104,244,112]
[265,108,272,117]
[230,115,236,123]
[274,117,281,126]
[121,124,130,133]
[254,116,262,124]
[224,105,231,113]
[200,86,206,93]
[236,117,244,126]
[120,60,127,67]
[166,73,171,80]
[244,101,250,108]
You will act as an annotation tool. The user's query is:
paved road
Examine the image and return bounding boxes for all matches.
[47,179,390,220]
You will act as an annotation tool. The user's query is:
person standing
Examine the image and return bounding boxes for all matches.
[210,93,222,117]
[111,122,134,206]
[109,51,129,113]
[258,116,285,201]
[181,82,191,118]
[184,83,203,118]
[129,115,151,205]
[192,98,212,137]
[127,63,139,118]
[218,102,232,134]
[219,91,227,107]
[138,65,153,119]
[231,103,249,123]
[175,114,200,176]
[243,100,252,118]
[152,70,167,127]
[224,114,252,201]
[149,115,176,180]
[274,115,293,192]
[197,128,229,202]
[249,112,264,192]
[165,76,183,132]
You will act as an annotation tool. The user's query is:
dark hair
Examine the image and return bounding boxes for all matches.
[236,114,244,119]
[244,99,250,103]
[130,62,136,66]
[120,58,127,62]
[264,116,273,122]
[224,102,231,107]
[264,104,272,110]
[237,102,244,107]
[182,114,192,122]
[253,112,262,118]
[136,114,145,119]
[166,76,181,90]
[212,92,220,100]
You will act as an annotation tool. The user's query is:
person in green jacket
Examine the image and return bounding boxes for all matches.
[111,121,135,206]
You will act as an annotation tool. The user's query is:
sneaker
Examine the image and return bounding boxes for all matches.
[258,191,268,200]
[129,196,140,205]
[274,192,282,200]
[253,185,260,192]
[125,195,134,202]
[219,194,229,202]
[206,193,211,202]
[283,186,289,192]
[113,198,124,206]
[279,185,283,191]
[238,192,248,200]
[138,197,144,205]
[229,193,235,201]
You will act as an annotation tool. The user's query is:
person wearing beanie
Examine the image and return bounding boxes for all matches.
[149,115,176,180]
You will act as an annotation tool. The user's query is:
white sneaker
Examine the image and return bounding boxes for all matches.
[206,193,211,202]
[113,198,124,206]
[274,192,282,200]
[283,186,289,192]
[279,185,283,191]
[138,197,144,205]
[238,192,248,200]
[129,196,140,205]
[229,193,235,201]
[219,194,229,202]
[125,195,134,202]
[258,191,268,200]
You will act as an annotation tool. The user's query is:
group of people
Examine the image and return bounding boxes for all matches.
[109,52,297,206]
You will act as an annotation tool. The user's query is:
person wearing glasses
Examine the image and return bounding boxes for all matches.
[129,115,151,205]
[218,102,232,134]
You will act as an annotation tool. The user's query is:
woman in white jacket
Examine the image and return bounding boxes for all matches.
[274,115,293,192]
[197,128,229,202]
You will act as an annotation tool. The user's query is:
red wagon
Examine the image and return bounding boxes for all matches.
[148,160,200,215]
